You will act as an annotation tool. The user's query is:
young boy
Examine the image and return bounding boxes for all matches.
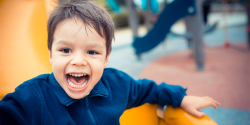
[0,0,220,124]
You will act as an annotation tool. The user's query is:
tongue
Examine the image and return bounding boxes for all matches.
[69,75,86,85]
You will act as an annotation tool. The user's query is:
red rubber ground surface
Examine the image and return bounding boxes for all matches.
[141,44,250,111]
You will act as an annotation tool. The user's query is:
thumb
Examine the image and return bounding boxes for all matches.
[189,109,206,118]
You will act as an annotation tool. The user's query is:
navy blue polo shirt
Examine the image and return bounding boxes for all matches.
[0,68,186,125]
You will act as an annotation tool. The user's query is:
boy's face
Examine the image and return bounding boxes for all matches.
[49,17,110,99]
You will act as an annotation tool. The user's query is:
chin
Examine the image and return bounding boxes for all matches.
[68,93,87,99]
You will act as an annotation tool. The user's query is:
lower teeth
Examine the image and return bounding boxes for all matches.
[68,78,87,88]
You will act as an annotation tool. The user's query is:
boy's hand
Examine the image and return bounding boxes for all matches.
[180,95,220,118]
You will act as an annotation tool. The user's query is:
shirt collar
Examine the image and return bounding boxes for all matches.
[49,73,109,106]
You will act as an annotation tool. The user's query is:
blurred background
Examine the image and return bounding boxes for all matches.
[0,0,249,124]
[106,0,250,124]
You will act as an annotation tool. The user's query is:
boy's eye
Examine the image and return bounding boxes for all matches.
[87,50,98,55]
[61,48,72,53]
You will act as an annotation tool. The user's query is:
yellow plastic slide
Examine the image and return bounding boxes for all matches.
[0,0,217,125]
[0,0,52,99]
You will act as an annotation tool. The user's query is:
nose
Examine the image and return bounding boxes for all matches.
[70,53,87,66]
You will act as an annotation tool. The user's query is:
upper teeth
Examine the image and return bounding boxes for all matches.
[69,74,87,77]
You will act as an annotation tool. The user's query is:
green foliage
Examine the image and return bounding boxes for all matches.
[111,9,145,29]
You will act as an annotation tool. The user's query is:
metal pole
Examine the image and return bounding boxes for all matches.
[126,0,139,37]
[223,0,230,48]
[145,0,152,30]
[246,0,250,50]
[191,0,205,70]
[184,17,193,50]
[164,0,167,6]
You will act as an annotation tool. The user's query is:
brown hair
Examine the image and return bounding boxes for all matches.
[47,0,115,56]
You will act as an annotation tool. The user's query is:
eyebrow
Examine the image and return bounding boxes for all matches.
[87,43,105,49]
[56,40,71,45]
[56,40,104,48]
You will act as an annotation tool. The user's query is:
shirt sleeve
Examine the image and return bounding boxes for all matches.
[121,71,187,109]
[0,82,42,125]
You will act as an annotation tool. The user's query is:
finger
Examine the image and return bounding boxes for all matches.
[204,97,220,106]
[189,109,206,118]
[210,101,218,109]
[204,96,215,102]
[213,100,220,106]
[198,101,218,109]
[208,99,220,108]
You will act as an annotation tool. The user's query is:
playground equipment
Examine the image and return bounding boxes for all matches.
[121,104,218,125]
[0,0,217,124]
[105,0,120,13]
[106,0,159,14]
[0,0,52,99]
[222,0,231,48]
[119,0,220,70]
[141,0,159,14]
[247,0,250,49]
[130,0,206,70]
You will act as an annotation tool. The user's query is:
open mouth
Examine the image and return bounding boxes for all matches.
[66,73,90,91]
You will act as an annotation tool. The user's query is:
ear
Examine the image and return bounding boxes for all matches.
[104,52,110,68]
[49,50,52,64]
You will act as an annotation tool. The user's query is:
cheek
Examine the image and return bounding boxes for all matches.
[51,54,68,77]
[89,59,106,77]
